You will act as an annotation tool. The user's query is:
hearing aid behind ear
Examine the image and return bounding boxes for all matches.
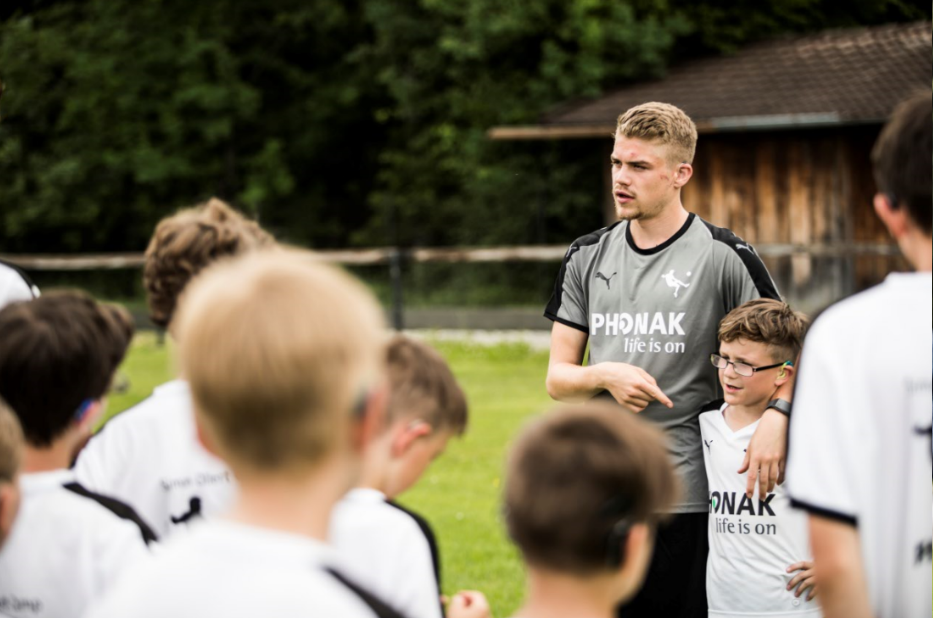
[778,361,793,379]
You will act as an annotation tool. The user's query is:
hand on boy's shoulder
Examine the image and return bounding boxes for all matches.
[446,590,492,618]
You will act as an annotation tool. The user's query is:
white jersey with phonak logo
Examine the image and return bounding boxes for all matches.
[699,402,820,617]
[74,380,237,538]
[786,273,932,618]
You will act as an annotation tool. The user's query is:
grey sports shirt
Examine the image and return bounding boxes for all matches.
[545,214,779,513]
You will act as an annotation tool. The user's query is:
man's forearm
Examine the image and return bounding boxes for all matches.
[545,362,605,402]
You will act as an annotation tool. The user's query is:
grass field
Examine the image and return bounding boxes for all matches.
[103,332,553,616]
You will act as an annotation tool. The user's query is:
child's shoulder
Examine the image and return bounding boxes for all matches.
[698,398,725,416]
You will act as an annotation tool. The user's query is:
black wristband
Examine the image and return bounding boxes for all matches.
[765,398,792,418]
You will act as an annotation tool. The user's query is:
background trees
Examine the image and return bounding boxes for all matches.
[0,0,926,254]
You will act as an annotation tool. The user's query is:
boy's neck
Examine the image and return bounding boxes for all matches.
[23,439,78,474]
[723,401,768,432]
[228,456,349,541]
[517,568,619,618]
[357,438,392,495]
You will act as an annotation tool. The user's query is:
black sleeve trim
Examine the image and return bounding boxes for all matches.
[386,500,441,590]
[63,482,159,545]
[326,568,407,618]
[700,219,780,300]
[544,223,621,321]
[0,258,39,299]
[544,313,589,334]
[789,498,857,527]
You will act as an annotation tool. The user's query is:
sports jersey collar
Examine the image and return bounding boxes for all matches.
[197,519,340,569]
[884,271,932,287]
[153,379,190,398]
[20,469,76,495]
[624,213,696,255]
[344,487,388,504]
[715,402,760,437]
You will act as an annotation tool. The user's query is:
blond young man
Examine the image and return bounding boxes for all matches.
[504,403,679,618]
[0,292,155,618]
[0,400,23,553]
[331,335,489,618]
[544,102,786,617]
[786,92,932,618]
[85,250,408,618]
[700,300,818,617]
[74,198,273,537]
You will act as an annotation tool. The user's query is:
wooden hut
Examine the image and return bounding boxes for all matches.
[490,22,932,312]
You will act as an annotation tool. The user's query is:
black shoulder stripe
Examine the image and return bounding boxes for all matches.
[544,222,622,321]
[789,498,857,527]
[63,482,159,545]
[326,568,408,618]
[0,258,39,299]
[700,219,780,300]
[386,500,441,590]
[699,398,725,413]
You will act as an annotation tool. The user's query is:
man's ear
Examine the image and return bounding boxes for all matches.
[672,162,693,189]
[391,420,432,458]
[874,192,909,240]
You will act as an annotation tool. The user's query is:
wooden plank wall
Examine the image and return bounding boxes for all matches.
[681,126,907,314]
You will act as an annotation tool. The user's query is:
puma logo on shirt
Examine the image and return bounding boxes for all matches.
[595,271,617,290]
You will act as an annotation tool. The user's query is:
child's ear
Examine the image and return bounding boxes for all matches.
[0,482,20,550]
[350,384,389,455]
[391,420,432,458]
[617,523,654,594]
[74,399,104,433]
[194,418,219,458]
[775,362,795,387]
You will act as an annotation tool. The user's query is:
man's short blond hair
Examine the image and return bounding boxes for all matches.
[0,399,23,484]
[616,102,698,165]
[144,198,273,329]
[174,249,385,475]
[384,336,467,436]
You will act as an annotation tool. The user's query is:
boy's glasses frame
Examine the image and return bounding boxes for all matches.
[709,354,790,378]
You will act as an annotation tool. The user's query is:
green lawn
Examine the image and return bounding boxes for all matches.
[104,332,552,616]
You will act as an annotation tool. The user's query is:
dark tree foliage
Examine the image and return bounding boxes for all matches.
[0,0,926,253]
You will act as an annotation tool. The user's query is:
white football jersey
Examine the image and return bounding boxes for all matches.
[74,380,237,538]
[700,404,820,617]
[330,488,443,618]
[786,272,932,617]
[84,519,387,618]
[0,470,153,618]
[0,261,37,310]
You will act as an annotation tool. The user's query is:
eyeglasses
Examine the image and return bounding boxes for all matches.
[709,354,790,378]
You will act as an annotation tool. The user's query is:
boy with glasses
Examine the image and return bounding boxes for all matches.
[699,299,818,617]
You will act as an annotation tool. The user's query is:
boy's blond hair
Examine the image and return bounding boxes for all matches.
[505,403,678,575]
[144,198,274,328]
[718,299,809,363]
[0,399,23,484]
[384,336,467,435]
[616,102,698,165]
[174,249,385,475]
